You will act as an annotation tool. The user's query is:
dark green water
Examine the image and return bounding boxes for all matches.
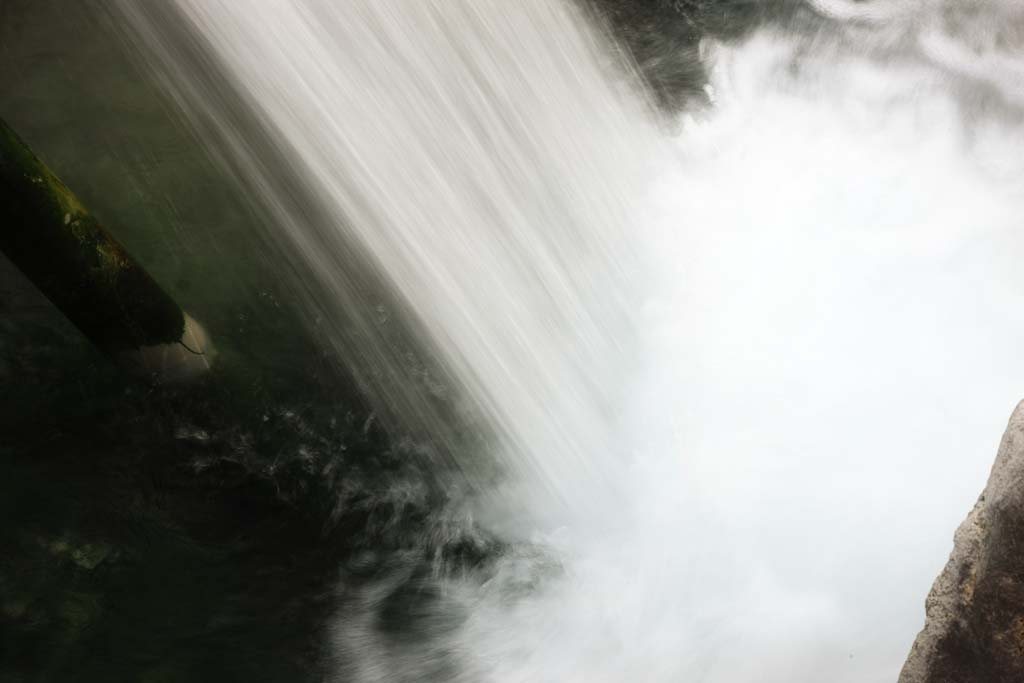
[0,3,493,680]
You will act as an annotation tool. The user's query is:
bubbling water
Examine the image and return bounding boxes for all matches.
[113,0,1024,680]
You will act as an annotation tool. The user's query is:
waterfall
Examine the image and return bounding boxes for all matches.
[110,0,1024,680]
[113,0,661,520]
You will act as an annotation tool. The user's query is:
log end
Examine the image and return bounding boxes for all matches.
[116,312,216,384]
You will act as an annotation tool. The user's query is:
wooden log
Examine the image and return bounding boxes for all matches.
[0,117,213,383]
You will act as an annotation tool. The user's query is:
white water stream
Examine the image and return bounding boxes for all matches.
[116,1,1024,680]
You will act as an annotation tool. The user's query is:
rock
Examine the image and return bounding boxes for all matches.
[901,401,1024,682]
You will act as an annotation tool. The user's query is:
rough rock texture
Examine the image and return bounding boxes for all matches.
[901,401,1024,682]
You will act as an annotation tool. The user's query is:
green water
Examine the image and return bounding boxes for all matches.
[0,3,484,680]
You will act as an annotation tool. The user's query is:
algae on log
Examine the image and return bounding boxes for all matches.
[901,400,1024,683]
[0,117,213,382]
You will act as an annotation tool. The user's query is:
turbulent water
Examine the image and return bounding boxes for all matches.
[110,0,1024,681]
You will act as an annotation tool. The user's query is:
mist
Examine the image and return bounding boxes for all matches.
[449,9,1024,682]
[447,23,1024,680]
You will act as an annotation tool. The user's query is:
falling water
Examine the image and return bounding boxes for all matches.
[111,0,1024,681]
[114,0,660,519]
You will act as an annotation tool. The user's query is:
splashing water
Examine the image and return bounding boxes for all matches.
[113,0,1024,680]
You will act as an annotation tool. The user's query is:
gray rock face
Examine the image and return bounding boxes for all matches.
[901,401,1024,683]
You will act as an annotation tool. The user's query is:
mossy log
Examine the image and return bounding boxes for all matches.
[0,117,213,382]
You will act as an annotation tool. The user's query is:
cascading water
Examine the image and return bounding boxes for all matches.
[113,0,658,521]
[110,0,1024,680]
